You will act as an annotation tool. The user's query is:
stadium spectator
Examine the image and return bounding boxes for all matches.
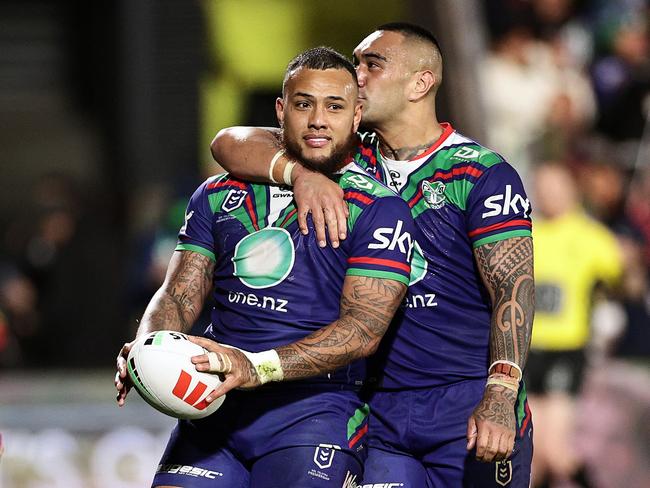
[0,263,38,367]
[527,162,624,487]
[480,20,596,182]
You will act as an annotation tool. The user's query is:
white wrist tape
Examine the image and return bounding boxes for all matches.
[268,150,285,184]
[241,349,284,384]
[488,360,523,381]
[283,161,296,186]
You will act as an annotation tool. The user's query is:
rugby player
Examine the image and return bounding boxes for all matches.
[114,47,417,487]
[210,23,535,487]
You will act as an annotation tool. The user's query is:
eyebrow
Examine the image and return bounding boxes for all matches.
[362,51,388,62]
[293,92,346,102]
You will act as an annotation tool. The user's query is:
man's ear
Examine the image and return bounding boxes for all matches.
[352,102,362,133]
[408,70,436,102]
[275,97,285,126]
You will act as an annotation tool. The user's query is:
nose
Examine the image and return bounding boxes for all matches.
[308,105,327,130]
[356,65,366,87]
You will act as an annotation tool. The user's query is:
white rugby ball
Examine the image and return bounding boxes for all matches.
[127,330,225,419]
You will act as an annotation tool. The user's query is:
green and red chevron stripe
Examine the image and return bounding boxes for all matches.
[348,256,411,274]
[347,404,370,449]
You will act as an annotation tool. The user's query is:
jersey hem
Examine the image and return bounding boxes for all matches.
[471,230,532,248]
[175,244,216,261]
[346,268,410,286]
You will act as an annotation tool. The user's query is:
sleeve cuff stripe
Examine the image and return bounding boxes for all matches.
[472,230,532,248]
[468,219,531,238]
[348,256,410,273]
[346,268,410,285]
[175,244,216,261]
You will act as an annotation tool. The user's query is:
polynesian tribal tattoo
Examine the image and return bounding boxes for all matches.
[472,383,517,429]
[141,251,215,333]
[474,236,535,369]
[277,276,406,380]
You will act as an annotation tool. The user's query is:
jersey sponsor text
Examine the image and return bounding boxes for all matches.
[368,220,414,258]
[481,185,530,218]
[227,290,288,312]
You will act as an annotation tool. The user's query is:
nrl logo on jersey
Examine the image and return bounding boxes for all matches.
[453,147,480,159]
[222,189,248,213]
[422,180,446,209]
[495,460,512,486]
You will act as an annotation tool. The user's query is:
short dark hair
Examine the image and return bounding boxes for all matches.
[282,47,357,94]
[377,22,442,57]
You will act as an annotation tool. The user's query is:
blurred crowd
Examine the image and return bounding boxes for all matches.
[482,0,650,359]
[483,1,650,487]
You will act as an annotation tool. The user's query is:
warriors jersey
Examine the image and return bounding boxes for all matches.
[176,162,416,388]
[354,123,533,389]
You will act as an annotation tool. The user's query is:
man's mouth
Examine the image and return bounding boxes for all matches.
[303,134,331,148]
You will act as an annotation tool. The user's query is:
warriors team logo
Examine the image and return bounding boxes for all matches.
[232,227,295,289]
[409,241,428,285]
[422,180,446,209]
[222,189,248,213]
[495,460,512,486]
[313,444,340,470]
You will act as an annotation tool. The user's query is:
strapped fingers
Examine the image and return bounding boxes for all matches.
[207,351,232,374]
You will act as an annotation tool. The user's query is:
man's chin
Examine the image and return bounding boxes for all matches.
[299,154,338,176]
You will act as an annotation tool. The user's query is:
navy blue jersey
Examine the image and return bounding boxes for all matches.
[354,123,533,388]
[176,162,416,387]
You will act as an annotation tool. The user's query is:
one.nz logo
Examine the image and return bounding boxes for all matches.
[232,227,295,289]
[422,180,446,209]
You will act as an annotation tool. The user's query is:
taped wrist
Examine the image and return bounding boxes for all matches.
[486,375,519,393]
[241,349,284,384]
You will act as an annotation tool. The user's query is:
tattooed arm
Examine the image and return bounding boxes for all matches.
[138,251,215,335]
[190,275,407,399]
[115,251,214,405]
[466,236,535,462]
[276,276,406,379]
[212,126,349,247]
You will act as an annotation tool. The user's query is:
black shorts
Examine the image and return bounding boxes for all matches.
[524,349,586,395]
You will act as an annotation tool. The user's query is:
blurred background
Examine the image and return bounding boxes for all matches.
[0,0,648,487]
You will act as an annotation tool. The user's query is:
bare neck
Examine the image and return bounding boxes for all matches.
[373,105,443,161]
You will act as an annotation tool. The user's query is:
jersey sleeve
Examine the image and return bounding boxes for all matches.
[346,196,415,286]
[175,180,216,261]
[466,162,533,248]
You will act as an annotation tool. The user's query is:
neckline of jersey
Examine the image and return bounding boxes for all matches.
[378,122,454,163]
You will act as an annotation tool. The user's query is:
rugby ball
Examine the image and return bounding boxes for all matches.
[127,330,225,419]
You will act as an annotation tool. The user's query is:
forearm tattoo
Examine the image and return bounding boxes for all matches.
[277,276,406,380]
[474,237,535,368]
[141,251,214,333]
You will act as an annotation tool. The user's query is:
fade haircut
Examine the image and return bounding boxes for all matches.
[377,22,442,59]
[282,47,358,95]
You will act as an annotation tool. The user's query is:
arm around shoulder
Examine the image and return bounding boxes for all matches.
[210,126,282,181]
